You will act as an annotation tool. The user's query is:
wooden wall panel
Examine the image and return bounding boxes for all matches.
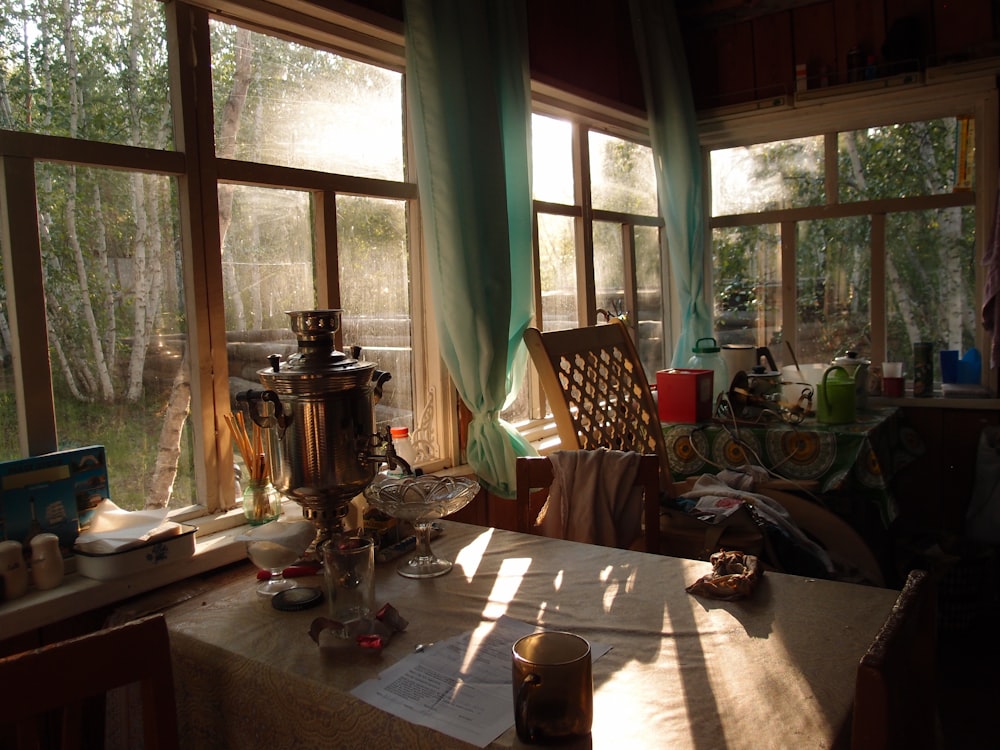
[933,0,996,64]
[833,0,887,84]
[752,11,794,99]
[792,1,839,88]
[527,0,644,111]
[685,23,757,109]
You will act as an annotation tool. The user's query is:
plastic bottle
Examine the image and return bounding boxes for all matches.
[388,426,417,476]
[687,337,730,408]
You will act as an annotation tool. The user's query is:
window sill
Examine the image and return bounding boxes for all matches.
[0,520,251,642]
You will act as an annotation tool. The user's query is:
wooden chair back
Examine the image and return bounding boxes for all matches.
[515,452,661,552]
[523,319,675,493]
[0,614,179,750]
[851,569,940,750]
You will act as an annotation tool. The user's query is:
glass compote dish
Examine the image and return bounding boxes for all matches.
[242,519,315,596]
[363,474,480,578]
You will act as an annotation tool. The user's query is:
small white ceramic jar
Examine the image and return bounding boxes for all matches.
[29,533,64,590]
[0,540,30,600]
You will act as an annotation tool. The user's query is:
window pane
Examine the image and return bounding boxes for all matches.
[337,196,413,432]
[35,164,190,510]
[886,207,976,368]
[594,221,625,317]
[531,115,574,204]
[537,213,578,330]
[589,132,657,215]
[839,118,972,201]
[2,0,170,149]
[713,225,782,351]
[223,185,314,492]
[210,21,404,180]
[635,226,665,377]
[795,216,870,364]
[711,137,824,216]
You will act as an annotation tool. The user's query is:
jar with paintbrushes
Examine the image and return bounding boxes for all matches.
[226,410,281,525]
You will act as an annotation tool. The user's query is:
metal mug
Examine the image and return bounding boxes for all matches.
[512,631,593,744]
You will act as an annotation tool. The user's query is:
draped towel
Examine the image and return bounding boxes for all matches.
[536,449,645,549]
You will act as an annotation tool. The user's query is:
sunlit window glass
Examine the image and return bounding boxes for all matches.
[885,207,976,367]
[221,185,314,490]
[31,165,191,510]
[839,118,972,202]
[1,0,170,149]
[531,114,574,204]
[537,213,579,330]
[795,216,870,363]
[210,20,404,180]
[635,225,665,376]
[589,133,657,215]
[711,136,824,216]
[713,224,782,350]
[593,221,625,317]
[336,196,413,432]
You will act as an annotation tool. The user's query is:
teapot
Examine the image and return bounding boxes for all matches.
[721,344,777,377]
[816,365,856,424]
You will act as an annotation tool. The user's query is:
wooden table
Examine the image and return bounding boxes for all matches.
[118,522,898,749]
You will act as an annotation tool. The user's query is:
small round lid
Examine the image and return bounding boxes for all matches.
[832,351,870,366]
[271,586,324,612]
[692,337,720,354]
[390,426,410,439]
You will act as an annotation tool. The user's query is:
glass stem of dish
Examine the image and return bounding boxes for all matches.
[412,522,436,564]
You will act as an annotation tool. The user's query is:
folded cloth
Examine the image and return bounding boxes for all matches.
[536,449,644,548]
[73,499,183,554]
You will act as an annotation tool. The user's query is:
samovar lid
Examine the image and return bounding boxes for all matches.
[257,309,377,393]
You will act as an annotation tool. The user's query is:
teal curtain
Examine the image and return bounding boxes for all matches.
[404,0,536,497]
[629,0,713,367]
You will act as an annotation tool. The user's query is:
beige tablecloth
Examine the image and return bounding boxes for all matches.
[130,523,898,749]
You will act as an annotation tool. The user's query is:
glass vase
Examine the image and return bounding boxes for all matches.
[243,481,281,525]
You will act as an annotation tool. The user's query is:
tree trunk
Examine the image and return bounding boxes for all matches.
[146,349,192,509]
[62,2,115,401]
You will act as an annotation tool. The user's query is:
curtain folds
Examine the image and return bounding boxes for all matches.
[404,0,536,497]
[629,0,713,367]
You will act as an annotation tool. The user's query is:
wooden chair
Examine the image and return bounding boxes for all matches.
[523,319,675,493]
[516,452,661,552]
[0,614,179,750]
[524,321,886,580]
[851,569,941,750]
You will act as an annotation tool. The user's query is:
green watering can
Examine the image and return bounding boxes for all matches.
[816,365,856,424]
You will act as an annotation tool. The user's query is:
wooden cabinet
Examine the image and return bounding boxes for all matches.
[893,405,1000,534]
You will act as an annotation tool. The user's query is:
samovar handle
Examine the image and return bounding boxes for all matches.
[236,389,288,439]
[372,370,392,404]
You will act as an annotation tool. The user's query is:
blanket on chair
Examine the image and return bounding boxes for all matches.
[536,449,644,549]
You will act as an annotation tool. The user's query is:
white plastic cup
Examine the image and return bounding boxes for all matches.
[882,362,903,378]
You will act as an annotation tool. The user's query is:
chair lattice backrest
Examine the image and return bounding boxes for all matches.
[524,319,674,491]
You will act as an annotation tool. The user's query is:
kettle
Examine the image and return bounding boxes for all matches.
[816,365,856,424]
[721,344,777,377]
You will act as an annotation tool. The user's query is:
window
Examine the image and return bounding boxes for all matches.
[703,76,994,386]
[0,1,442,523]
[509,109,666,427]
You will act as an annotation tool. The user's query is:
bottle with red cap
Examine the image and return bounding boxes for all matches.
[388,426,417,476]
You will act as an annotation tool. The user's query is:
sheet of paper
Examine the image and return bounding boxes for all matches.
[350,615,611,747]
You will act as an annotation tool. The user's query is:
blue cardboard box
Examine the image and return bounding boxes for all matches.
[0,446,110,554]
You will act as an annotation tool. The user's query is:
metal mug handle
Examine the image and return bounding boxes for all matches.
[514,672,542,743]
